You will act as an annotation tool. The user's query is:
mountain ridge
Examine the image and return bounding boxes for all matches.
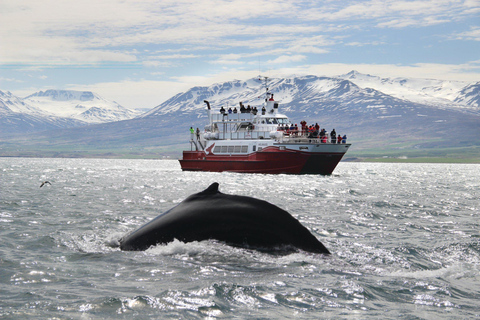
[1,72,479,160]
[24,89,141,124]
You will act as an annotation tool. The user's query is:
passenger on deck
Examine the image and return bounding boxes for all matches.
[196,127,200,140]
[220,107,225,114]
[252,107,258,115]
[240,105,246,113]
[228,107,232,114]
[246,105,252,113]
[321,135,328,143]
[342,135,347,144]
[330,129,336,143]
[269,94,274,101]
[337,135,342,144]
[301,121,307,136]
[189,127,195,140]
[308,125,315,138]
[233,107,238,114]
[319,128,325,138]
[261,106,266,115]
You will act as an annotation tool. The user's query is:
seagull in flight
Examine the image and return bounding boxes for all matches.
[40,181,52,188]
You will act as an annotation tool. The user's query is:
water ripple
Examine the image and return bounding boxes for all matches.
[1,159,479,319]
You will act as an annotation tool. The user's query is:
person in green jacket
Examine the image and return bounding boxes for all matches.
[189,127,194,140]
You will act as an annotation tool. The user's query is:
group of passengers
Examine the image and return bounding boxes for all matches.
[277,121,347,143]
[220,105,267,115]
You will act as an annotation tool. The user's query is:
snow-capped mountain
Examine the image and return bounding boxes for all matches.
[144,74,475,120]
[454,82,480,107]
[143,78,266,117]
[1,73,479,157]
[146,73,480,119]
[0,90,44,116]
[141,74,479,149]
[24,90,141,124]
[338,70,479,111]
[1,89,141,136]
[0,90,87,136]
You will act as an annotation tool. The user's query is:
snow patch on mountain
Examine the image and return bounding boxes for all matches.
[0,90,45,116]
[25,90,141,123]
[144,74,417,121]
[0,90,89,135]
[143,79,266,117]
[337,70,476,111]
[454,82,480,107]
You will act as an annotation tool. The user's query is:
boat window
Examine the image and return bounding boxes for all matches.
[265,118,277,124]
[221,146,228,153]
[234,146,241,153]
[253,145,256,152]
[241,146,248,153]
[213,146,221,153]
[228,146,234,153]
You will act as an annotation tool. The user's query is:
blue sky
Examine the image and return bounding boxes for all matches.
[1,0,479,109]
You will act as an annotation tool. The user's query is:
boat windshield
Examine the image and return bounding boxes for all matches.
[260,118,289,124]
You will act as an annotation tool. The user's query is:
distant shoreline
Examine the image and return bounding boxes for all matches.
[343,157,480,164]
[1,154,479,164]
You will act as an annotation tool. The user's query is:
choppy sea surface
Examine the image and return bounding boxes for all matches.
[0,158,479,319]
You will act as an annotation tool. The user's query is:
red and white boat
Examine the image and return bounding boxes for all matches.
[179,88,351,174]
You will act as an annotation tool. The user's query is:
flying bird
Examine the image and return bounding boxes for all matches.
[40,181,52,188]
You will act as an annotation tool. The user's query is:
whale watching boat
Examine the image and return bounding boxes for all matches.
[179,80,351,174]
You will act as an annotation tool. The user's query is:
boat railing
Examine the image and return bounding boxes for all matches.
[215,130,272,140]
[278,136,348,144]
[205,130,348,144]
[211,113,255,123]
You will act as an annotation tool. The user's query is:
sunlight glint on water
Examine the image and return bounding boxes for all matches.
[0,159,479,319]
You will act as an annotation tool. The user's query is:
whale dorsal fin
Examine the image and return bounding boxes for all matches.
[201,182,220,195]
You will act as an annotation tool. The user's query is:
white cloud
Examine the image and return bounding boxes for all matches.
[1,0,477,69]
[298,62,480,82]
[267,55,307,64]
[0,77,24,83]
[66,79,193,109]
[452,26,480,41]
[2,0,479,106]
[345,41,383,47]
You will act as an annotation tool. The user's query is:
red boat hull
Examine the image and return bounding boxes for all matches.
[179,147,346,175]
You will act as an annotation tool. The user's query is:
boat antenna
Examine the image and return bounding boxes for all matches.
[258,75,271,102]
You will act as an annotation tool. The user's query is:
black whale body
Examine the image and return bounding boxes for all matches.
[119,183,330,254]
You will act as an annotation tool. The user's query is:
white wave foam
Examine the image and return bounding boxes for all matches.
[389,262,479,280]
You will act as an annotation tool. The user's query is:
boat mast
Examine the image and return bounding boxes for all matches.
[259,75,278,114]
[259,76,272,103]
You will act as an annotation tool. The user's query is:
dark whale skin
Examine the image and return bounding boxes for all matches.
[119,183,330,254]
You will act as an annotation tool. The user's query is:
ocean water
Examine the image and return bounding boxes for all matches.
[0,158,479,319]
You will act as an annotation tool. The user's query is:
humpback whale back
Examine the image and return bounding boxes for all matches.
[119,183,330,254]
